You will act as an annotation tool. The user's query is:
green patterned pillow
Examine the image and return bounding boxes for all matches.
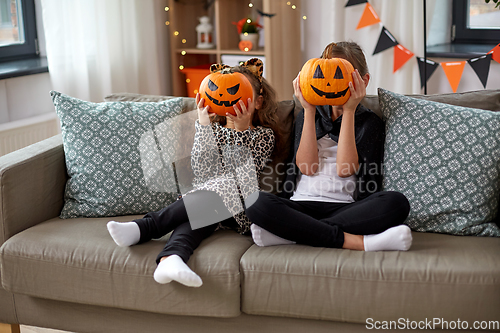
[379,88,500,237]
[52,91,183,218]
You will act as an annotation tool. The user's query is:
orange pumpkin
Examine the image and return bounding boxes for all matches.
[299,58,355,106]
[239,40,253,52]
[199,70,253,116]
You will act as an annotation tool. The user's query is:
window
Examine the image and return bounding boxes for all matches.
[452,0,500,44]
[0,0,38,61]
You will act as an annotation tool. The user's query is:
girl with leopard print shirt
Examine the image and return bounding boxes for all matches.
[107,59,282,287]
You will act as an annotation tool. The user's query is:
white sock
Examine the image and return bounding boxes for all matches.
[363,225,412,251]
[107,221,141,247]
[154,255,203,287]
[251,224,296,247]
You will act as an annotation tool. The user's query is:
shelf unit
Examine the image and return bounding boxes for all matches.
[167,0,302,101]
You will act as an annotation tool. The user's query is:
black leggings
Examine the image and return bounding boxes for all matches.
[245,191,410,248]
[134,193,237,264]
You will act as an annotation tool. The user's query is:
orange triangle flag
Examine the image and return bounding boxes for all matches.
[488,43,500,64]
[441,61,466,93]
[393,44,414,72]
[356,3,381,29]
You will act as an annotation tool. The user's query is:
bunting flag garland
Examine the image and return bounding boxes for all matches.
[417,57,439,89]
[467,54,492,88]
[347,0,499,91]
[345,0,367,7]
[373,27,398,55]
[356,3,380,29]
[441,61,467,93]
[488,44,500,63]
[393,45,414,73]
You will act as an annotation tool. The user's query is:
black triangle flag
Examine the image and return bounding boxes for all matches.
[373,27,398,55]
[345,0,367,7]
[467,53,492,88]
[417,57,439,89]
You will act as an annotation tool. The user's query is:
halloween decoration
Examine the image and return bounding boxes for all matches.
[199,65,253,116]
[239,40,253,52]
[195,16,214,49]
[256,9,276,18]
[299,58,355,106]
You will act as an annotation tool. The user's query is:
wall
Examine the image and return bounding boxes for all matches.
[0,73,54,124]
[301,0,337,63]
[1,0,499,128]
[1,0,172,127]
[301,0,500,96]
[0,0,54,125]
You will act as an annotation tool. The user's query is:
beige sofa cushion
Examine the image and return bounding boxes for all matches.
[0,217,253,318]
[241,232,500,324]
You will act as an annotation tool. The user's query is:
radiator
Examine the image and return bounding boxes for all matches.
[0,113,60,157]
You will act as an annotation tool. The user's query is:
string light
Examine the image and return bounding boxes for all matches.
[186,79,191,83]
[168,2,304,75]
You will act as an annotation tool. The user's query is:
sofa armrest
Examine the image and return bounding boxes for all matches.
[0,135,66,245]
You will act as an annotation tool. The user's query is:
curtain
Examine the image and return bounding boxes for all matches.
[303,0,448,95]
[41,0,170,102]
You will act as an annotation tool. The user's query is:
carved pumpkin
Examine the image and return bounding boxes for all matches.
[299,58,355,106]
[239,40,253,52]
[199,70,253,116]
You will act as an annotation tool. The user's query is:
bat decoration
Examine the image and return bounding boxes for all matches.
[257,9,276,18]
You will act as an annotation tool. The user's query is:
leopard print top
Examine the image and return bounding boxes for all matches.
[188,120,275,234]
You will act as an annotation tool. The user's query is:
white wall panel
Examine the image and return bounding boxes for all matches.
[4,73,54,122]
[0,80,9,124]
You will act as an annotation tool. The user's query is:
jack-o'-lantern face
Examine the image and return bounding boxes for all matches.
[199,71,253,116]
[299,58,355,106]
[239,40,253,52]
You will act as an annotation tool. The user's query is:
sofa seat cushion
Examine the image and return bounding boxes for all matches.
[0,217,253,318]
[241,232,500,324]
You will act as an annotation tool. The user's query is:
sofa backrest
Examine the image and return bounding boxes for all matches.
[104,89,500,194]
[362,89,500,119]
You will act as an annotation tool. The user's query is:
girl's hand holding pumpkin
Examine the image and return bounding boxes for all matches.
[227,98,254,132]
[196,93,216,126]
[342,69,366,115]
[293,73,316,115]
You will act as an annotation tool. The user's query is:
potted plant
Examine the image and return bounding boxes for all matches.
[233,17,262,49]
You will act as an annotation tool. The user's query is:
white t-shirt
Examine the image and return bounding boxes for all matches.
[290,135,357,203]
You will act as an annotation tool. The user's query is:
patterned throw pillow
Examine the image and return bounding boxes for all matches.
[379,88,500,237]
[52,91,184,218]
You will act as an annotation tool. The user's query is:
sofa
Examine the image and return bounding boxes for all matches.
[1,89,499,333]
